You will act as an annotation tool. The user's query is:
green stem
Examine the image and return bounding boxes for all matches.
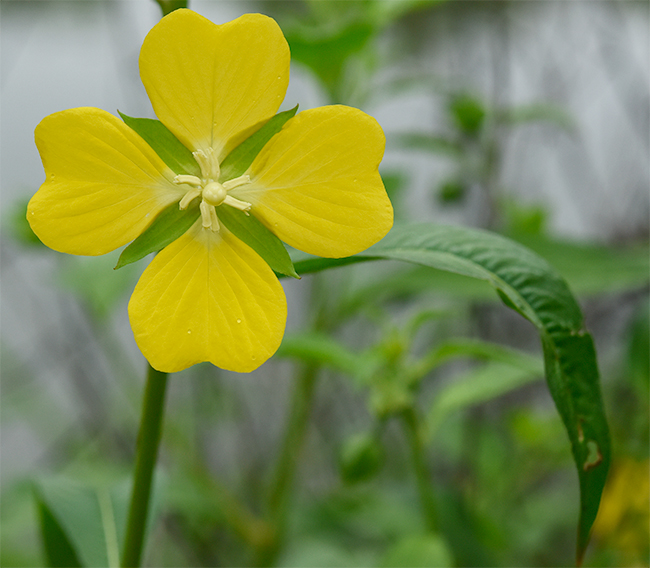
[154,0,187,17]
[402,406,438,533]
[121,365,169,568]
[255,364,319,566]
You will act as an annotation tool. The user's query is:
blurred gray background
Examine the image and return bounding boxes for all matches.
[1,1,648,564]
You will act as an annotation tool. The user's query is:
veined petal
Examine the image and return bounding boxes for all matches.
[128,220,287,373]
[139,10,290,161]
[27,107,183,256]
[233,106,394,258]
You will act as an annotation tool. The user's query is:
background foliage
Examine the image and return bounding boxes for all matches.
[1,0,648,567]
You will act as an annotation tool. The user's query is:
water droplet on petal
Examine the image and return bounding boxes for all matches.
[236,319,242,324]
[187,329,192,334]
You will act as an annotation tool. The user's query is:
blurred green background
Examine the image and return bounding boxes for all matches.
[1,0,648,566]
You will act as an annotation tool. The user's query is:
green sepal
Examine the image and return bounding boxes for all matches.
[115,106,300,275]
[114,202,200,270]
[219,105,298,181]
[118,111,201,177]
[219,206,300,279]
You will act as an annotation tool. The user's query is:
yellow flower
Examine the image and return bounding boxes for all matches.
[26,10,393,373]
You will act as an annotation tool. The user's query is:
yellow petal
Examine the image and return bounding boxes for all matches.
[28,107,183,256]
[128,220,287,373]
[139,10,290,161]
[233,105,394,258]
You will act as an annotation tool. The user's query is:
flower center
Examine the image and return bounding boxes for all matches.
[173,147,252,231]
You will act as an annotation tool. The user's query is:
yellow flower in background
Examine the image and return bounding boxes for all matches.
[27,9,393,373]
[592,458,650,563]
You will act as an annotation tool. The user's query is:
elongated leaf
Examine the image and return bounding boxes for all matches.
[427,362,542,438]
[33,477,160,568]
[36,496,82,567]
[277,332,380,381]
[118,112,200,177]
[218,206,299,279]
[219,105,298,181]
[114,202,200,269]
[33,479,115,567]
[289,222,610,562]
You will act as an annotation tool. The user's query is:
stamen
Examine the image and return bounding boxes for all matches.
[179,188,201,209]
[199,200,220,231]
[199,201,211,228]
[223,174,251,191]
[224,195,252,213]
[193,148,220,181]
[174,174,202,187]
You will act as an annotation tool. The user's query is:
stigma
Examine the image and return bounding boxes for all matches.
[173,148,252,231]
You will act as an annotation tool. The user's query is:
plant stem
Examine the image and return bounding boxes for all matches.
[155,0,187,17]
[254,364,319,566]
[121,365,169,568]
[402,406,438,533]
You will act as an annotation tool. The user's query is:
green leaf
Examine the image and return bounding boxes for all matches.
[219,105,298,181]
[427,361,542,439]
[285,22,375,94]
[36,497,82,567]
[450,94,486,136]
[381,534,454,568]
[218,206,299,279]
[288,222,610,561]
[33,479,121,568]
[118,112,200,177]
[277,332,379,382]
[339,432,384,484]
[510,233,650,296]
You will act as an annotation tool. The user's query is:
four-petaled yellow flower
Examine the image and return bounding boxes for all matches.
[27,9,393,373]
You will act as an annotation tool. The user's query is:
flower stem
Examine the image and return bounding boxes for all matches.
[402,406,438,533]
[121,365,169,568]
[154,0,187,17]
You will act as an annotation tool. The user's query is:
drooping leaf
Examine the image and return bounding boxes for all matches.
[288,222,610,561]
[218,206,299,279]
[219,105,298,181]
[118,112,200,177]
